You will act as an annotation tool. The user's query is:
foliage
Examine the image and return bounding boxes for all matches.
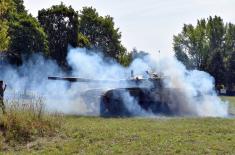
[8,13,49,64]
[0,0,15,18]
[38,3,79,67]
[1,1,130,67]
[131,48,149,59]
[79,7,127,61]
[0,0,14,52]
[12,0,26,14]
[118,52,132,67]
[226,24,235,87]
[173,19,209,70]
[173,16,235,86]
[208,50,225,85]
[228,52,235,87]
[0,21,10,51]
[0,0,48,65]
[118,47,150,67]
[77,32,91,48]
[0,95,62,150]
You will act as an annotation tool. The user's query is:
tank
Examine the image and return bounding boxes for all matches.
[48,71,173,117]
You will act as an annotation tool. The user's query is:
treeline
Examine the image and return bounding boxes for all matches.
[174,16,235,90]
[0,0,132,67]
[1,0,235,89]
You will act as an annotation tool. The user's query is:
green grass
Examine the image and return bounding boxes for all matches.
[4,117,235,155]
[221,96,235,105]
[2,96,235,155]
[221,96,235,115]
[0,96,62,152]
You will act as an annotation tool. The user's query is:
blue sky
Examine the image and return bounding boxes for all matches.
[24,0,235,55]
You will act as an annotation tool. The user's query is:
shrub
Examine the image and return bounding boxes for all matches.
[0,92,62,148]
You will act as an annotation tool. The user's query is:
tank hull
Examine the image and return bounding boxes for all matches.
[100,87,171,117]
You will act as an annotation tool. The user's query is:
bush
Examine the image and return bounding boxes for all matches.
[0,92,62,148]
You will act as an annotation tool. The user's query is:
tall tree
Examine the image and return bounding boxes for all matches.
[38,3,79,66]
[228,52,235,88]
[173,16,234,86]
[0,0,15,18]
[0,0,48,65]
[226,23,235,88]
[0,0,14,52]
[206,16,225,51]
[12,0,26,14]
[173,19,209,70]
[225,23,235,55]
[0,21,10,51]
[205,16,227,84]
[79,7,126,60]
[8,13,49,64]
[208,50,225,85]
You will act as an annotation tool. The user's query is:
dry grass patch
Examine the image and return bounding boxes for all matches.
[0,93,62,151]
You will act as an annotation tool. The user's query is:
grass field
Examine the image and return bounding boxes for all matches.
[2,96,235,155]
[221,96,235,115]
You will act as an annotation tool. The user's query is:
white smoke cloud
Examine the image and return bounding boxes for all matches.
[147,54,228,117]
[0,47,228,117]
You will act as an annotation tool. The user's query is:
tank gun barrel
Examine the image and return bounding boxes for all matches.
[48,76,164,84]
[48,76,94,82]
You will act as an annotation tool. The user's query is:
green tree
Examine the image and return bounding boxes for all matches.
[119,53,132,67]
[208,50,225,85]
[206,16,225,51]
[79,7,126,61]
[173,16,233,86]
[173,19,209,70]
[0,0,48,65]
[205,16,227,85]
[228,52,235,88]
[226,23,235,88]
[0,0,14,52]
[0,0,15,18]
[12,0,26,14]
[8,13,49,64]
[0,21,10,51]
[131,48,149,59]
[77,32,91,48]
[225,23,235,53]
[38,3,79,66]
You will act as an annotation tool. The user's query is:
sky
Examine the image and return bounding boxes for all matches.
[24,0,235,55]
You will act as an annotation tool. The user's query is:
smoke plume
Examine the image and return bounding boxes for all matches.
[0,47,228,117]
